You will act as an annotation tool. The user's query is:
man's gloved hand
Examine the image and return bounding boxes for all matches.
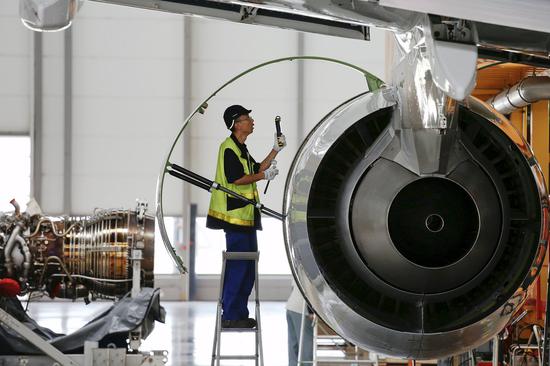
[273,133,287,152]
[263,162,279,180]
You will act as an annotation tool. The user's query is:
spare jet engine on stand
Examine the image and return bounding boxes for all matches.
[0,200,166,365]
[0,200,155,300]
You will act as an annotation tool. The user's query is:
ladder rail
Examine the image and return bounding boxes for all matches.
[211,253,226,366]
[255,256,264,366]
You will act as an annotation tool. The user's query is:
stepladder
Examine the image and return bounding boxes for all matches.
[211,251,264,366]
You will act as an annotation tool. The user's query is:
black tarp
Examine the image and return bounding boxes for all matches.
[0,287,165,355]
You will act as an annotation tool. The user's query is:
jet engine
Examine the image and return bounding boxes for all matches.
[0,201,154,300]
[131,1,550,359]
[283,24,549,360]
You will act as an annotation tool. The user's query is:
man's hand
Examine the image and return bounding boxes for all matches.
[263,163,279,180]
[273,133,287,152]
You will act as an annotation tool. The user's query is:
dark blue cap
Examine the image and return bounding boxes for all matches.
[223,105,251,129]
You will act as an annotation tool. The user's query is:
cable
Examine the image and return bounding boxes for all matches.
[478,61,507,71]
[50,274,133,283]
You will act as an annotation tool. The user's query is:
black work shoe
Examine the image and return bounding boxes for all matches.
[244,318,257,328]
[221,319,236,328]
[221,318,257,329]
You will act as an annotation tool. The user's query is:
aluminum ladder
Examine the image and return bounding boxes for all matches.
[211,251,264,366]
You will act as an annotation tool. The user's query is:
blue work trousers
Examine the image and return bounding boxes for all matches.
[222,230,258,320]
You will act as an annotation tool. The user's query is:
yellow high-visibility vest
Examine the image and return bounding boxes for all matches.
[208,136,260,227]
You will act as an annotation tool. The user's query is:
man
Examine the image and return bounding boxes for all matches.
[286,279,314,366]
[207,104,286,328]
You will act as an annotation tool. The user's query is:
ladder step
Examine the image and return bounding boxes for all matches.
[220,328,258,333]
[217,355,258,360]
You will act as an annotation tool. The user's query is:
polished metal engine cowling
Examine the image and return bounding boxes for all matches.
[283,89,549,359]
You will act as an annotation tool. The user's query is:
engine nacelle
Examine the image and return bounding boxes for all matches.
[284,90,548,359]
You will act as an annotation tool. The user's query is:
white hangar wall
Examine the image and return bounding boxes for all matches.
[0,0,389,298]
[0,2,31,135]
[48,3,186,216]
[0,2,33,213]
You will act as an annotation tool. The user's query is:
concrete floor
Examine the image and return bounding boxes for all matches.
[27,301,289,366]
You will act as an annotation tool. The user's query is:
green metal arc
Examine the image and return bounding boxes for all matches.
[155,55,384,274]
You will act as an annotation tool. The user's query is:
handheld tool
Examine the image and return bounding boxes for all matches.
[264,115,282,194]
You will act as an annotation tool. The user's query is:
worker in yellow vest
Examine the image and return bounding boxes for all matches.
[207,105,286,328]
